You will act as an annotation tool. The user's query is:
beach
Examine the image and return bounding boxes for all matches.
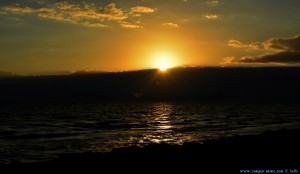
[3,128,299,173]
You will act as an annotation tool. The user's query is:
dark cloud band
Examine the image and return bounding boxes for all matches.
[225,35,300,64]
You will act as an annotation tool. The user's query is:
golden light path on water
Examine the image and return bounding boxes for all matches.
[133,103,194,145]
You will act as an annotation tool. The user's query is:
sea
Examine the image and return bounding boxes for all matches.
[0,101,300,164]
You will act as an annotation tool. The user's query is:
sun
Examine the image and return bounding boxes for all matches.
[152,51,178,71]
[159,63,168,71]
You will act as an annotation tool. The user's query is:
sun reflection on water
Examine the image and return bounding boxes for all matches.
[152,103,173,130]
[136,103,192,145]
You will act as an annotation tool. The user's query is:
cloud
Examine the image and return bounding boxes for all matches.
[263,35,300,52]
[118,21,142,29]
[228,52,300,64]
[131,6,155,13]
[1,2,155,28]
[83,22,108,28]
[56,2,76,10]
[204,14,219,19]
[222,56,237,64]
[3,3,36,13]
[228,39,262,50]
[223,35,300,64]
[207,1,220,6]
[162,22,179,28]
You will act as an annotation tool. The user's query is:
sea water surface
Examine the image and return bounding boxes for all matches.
[0,101,300,164]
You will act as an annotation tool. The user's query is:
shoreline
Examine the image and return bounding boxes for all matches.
[2,128,299,172]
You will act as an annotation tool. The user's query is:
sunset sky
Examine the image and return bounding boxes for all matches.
[1,0,300,74]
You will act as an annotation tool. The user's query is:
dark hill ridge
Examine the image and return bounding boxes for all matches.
[0,71,19,77]
[1,67,300,101]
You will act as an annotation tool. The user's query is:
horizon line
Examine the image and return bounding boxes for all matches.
[1,65,300,77]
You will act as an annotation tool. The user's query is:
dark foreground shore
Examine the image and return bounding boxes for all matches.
[2,129,299,173]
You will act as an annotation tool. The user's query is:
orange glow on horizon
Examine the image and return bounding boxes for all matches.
[148,51,180,70]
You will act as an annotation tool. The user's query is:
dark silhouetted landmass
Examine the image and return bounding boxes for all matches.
[70,70,108,75]
[1,67,300,102]
[0,71,19,78]
[3,129,299,173]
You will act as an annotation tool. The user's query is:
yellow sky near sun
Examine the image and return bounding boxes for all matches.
[88,28,213,72]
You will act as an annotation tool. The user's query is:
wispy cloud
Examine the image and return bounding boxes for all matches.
[206,0,220,6]
[222,56,237,65]
[162,22,179,28]
[204,14,219,19]
[228,39,262,50]
[56,2,75,10]
[223,35,300,64]
[3,3,37,13]
[118,21,143,29]
[130,6,155,13]
[1,2,155,28]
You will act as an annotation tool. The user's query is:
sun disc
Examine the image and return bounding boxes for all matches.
[159,63,168,71]
[152,51,177,71]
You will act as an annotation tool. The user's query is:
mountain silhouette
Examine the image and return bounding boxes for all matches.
[1,67,300,102]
